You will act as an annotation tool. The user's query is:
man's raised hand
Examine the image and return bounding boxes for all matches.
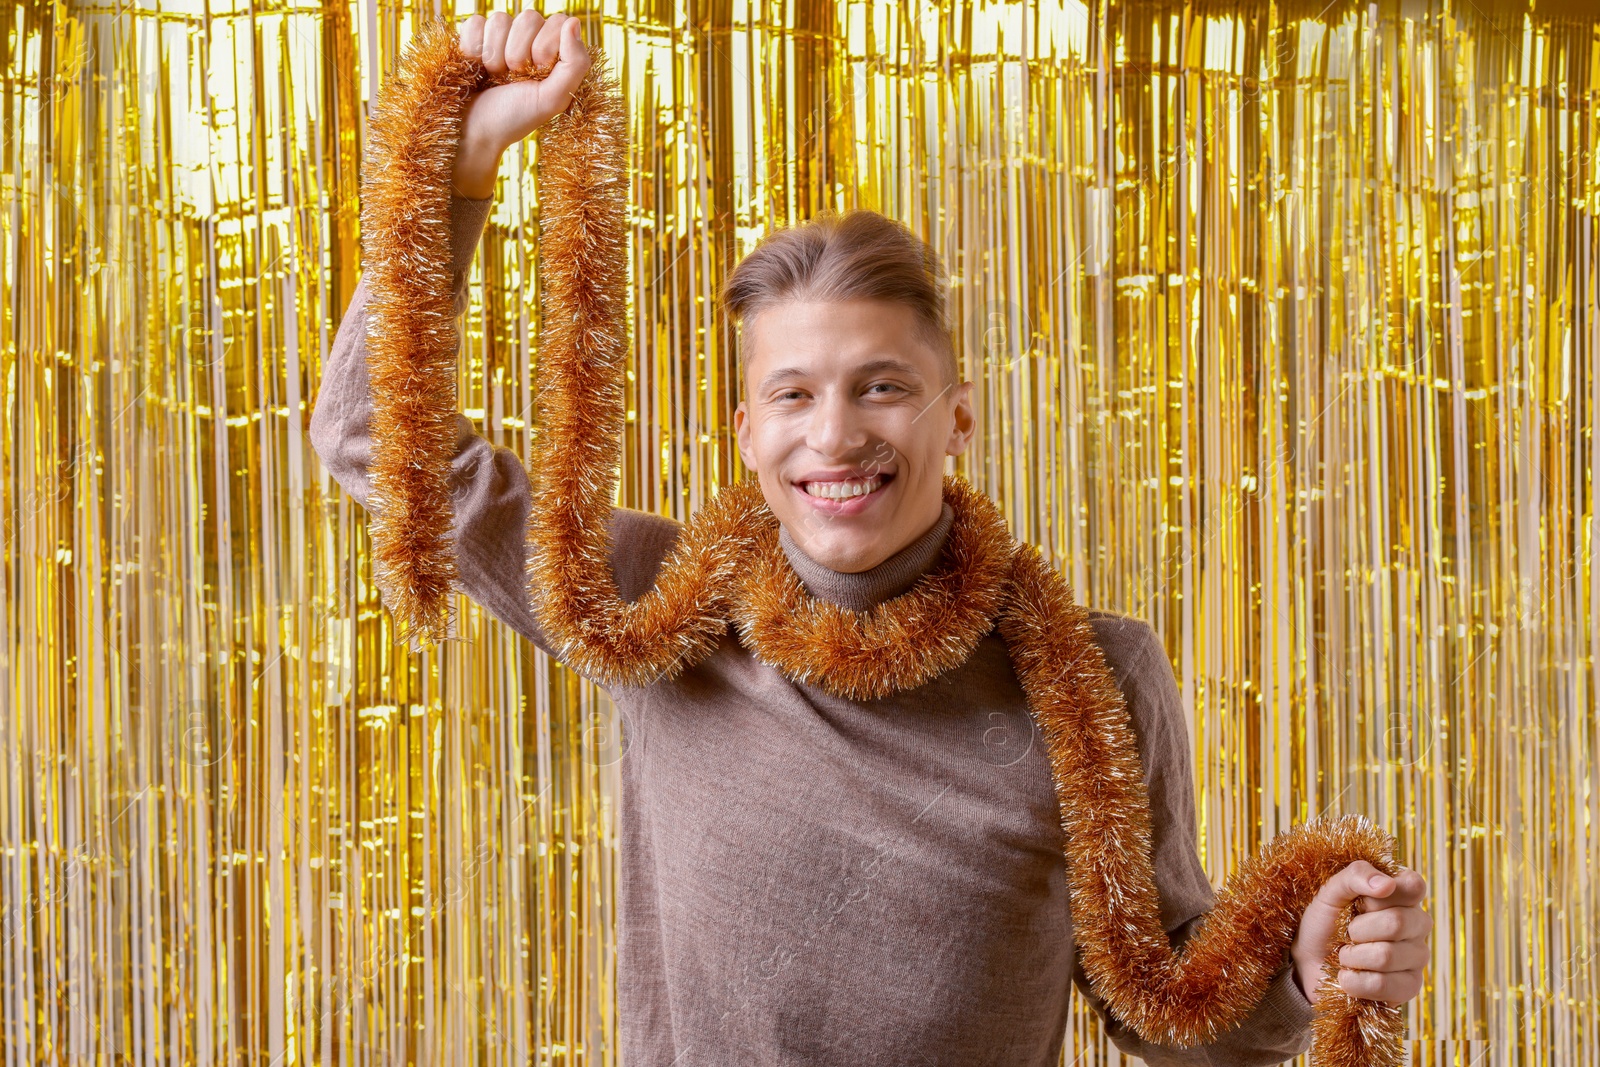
[452,9,592,199]
[1290,860,1432,1007]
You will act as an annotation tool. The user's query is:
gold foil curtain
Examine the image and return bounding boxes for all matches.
[2,0,1594,1063]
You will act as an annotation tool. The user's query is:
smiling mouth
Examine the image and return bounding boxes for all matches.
[796,473,895,501]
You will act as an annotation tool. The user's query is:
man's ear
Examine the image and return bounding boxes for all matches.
[945,380,977,458]
[734,401,757,471]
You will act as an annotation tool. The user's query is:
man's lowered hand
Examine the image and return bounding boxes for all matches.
[1290,860,1432,1006]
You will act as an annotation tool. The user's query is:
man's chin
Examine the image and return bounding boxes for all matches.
[762,481,906,569]
[774,521,891,573]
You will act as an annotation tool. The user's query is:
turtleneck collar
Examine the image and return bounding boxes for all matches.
[777,502,956,612]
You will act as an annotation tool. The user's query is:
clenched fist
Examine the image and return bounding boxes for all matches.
[452,9,592,199]
[1290,860,1432,1007]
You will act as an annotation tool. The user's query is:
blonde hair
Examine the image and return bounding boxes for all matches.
[718,209,957,388]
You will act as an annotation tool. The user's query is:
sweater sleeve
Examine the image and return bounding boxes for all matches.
[309,193,684,673]
[1074,613,1316,1066]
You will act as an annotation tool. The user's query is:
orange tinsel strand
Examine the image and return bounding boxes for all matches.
[360,20,484,645]
[360,20,1409,1063]
[524,40,756,683]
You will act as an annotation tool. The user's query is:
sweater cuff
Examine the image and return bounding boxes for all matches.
[1270,962,1318,1033]
[449,193,495,276]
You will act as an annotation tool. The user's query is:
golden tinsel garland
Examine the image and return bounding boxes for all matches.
[358,18,1408,1064]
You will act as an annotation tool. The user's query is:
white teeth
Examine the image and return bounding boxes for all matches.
[803,476,884,500]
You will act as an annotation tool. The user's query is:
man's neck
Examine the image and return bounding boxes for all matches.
[777,502,956,612]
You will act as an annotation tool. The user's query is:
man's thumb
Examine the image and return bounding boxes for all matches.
[1298,860,1389,953]
[1302,859,1394,939]
[1319,860,1394,909]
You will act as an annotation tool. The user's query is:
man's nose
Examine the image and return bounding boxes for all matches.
[805,392,869,459]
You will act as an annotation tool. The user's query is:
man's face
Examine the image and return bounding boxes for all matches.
[733,299,976,573]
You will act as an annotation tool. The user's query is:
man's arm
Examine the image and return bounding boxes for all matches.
[1075,612,1316,1066]
[308,193,682,667]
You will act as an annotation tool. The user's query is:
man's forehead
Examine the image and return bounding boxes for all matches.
[741,301,935,375]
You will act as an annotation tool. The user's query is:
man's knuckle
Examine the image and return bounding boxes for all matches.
[1339,969,1364,996]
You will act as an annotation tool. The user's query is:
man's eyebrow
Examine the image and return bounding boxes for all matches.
[756,367,810,392]
[757,358,926,393]
[855,358,927,380]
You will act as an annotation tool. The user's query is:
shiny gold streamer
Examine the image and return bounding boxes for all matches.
[0,2,1593,1065]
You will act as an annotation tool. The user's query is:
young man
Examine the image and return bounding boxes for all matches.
[311,9,1431,1063]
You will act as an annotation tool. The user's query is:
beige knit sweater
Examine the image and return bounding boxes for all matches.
[308,193,1317,1065]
